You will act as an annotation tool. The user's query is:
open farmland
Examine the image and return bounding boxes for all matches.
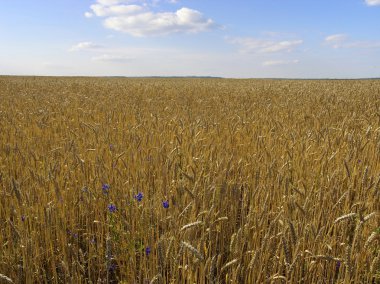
[0,76,379,283]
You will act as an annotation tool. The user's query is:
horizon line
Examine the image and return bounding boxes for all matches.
[1,74,380,80]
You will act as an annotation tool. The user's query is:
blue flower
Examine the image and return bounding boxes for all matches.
[66,229,78,238]
[336,261,341,270]
[108,204,117,213]
[134,192,143,202]
[108,263,117,272]
[21,215,26,222]
[145,246,151,256]
[102,184,110,194]
[162,200,169,209]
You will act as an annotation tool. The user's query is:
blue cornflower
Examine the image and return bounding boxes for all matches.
[102,184,110,194]
[336,261,341,270]
[66,229,78,239]
[134,192,143,202]
[21,215,26,222]
[145,246,151,256]
[108,204,117,213]
[108,263,117,272]
[162,200,169,209]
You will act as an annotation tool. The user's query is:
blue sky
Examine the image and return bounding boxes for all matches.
[0,0,379,78]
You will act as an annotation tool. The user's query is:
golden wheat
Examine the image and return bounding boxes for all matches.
[0,76,379,283]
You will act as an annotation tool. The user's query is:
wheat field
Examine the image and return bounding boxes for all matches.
[0,76,379,283]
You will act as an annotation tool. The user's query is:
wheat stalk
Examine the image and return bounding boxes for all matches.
[334,213,357,223]
[181,221,204,231]
[181,241,204,261]
[0,274,14,284]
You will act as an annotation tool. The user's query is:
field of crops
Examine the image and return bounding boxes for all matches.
[0,76,379,283]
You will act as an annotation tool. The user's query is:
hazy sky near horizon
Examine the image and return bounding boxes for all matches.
[1,0,380,78]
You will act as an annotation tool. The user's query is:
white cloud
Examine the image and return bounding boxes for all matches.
[90,4,143,17]
[104,8,216,36]
[151,0,179,5]
[365,0,380,6]
[85,1,217,36]
[92,54,133,62]
[324,34,347,48]
[228,37,303,53]
[325,34,347,43]
[344,41,380,48]
[262,59,299,66]
[97,0,133,5]
[324,34,380,49]
[261,40,303,53]
[85,12,94,18]
[69,42,102,51]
